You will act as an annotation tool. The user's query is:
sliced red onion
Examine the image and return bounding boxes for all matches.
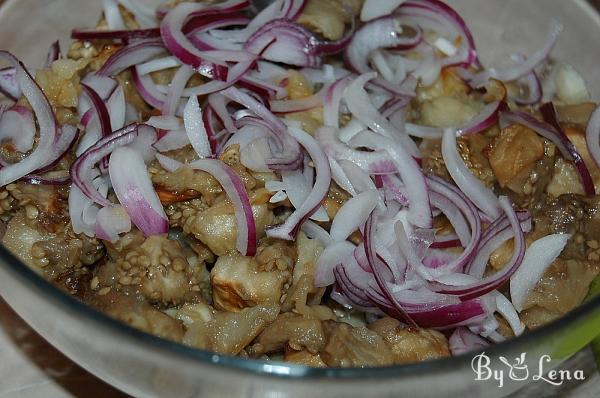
[131,67,165,109]
[267,125,331,240]
[189,158,256,256]
[280,165,328,222]
[109,146,168,236]
[499,109,581,164]
[338,159,378,195]
[153,129,190,152]
[45,40,61,69]
[69,171,108,237]
[345,16,422,74]
[0,106,35,152]
[187,15,251,51]
[315,240,355,287]
[78,74,118,119]
[155,153,184,173]
[163,64,194,116]
[95,205,132,243]
[442,127,501,220]
[586,104,600,169]
[208,92,238,134]
[137,56,181,76]
[301,219,334,246]
[509,53,543,105]
[127,124,158,164]
[180,55,258,98]
[467,213,532,279]
[98,39,166,77]
[510,233,571,312]
[29,124,79,176]
[238,0,307,42]
[379,174,410,206]
[316,126,396,174]
[239,74,287,101]
[323,75,352,129]
[244,16,349,67]
[424,176,484,276]
[81,83,112,140]
[21,171,71,186]
[449,327,489,356]
[459,101,504,136]
[540,102,596,195]
[0,67,19,100]
[0,52,59,186]
[269,91,324,114]
[400,0,480,68]
[405,101,504,140]
[183,95,212,158]
[147,115,182,131]
[350,130,431,228]
[470,22,562,88]
[344,73,420,158]
[160,2,245,78]
[331,190,380,242]
[412,44,442,86]
[71,27,161,41]
[221,86,302,170]
[493,291,524,336]
[71,123,153,205]
[432,197,525,301]
[108,86,126,131]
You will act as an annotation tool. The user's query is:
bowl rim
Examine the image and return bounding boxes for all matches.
[1,0,600,383]
[2,240,600,380]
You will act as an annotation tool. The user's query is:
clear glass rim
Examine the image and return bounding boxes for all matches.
[2,242,600,380]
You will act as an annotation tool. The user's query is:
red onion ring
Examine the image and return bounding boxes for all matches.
[470,22,562,88]
[509,53,543,105]
[350,130,431,228]
[442,127,501,220]
[45,40,61,68]
[449,327,489,355]
[244,20,322,68]
[267,124,331,240]
[189,158,257,256]
[160,2,248,79]
[400,0,480,68]
[510,233,570,312]
[316,126,396,174]
[183,95,212,158]
[221,86,303,170]
[540,102,596,195]
[0,52,61,186]
[109,146,168,236]
[345,16,422,74]
[70,123,156,205]
[431,196,525,301]
[344,73,420,157]
[98,39,166,77]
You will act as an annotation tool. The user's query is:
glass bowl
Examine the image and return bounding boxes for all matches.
[1,1,600,397]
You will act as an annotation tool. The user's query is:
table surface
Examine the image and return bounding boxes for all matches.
[2,0,600,397]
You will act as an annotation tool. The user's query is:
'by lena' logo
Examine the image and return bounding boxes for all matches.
[471,352,585,388]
